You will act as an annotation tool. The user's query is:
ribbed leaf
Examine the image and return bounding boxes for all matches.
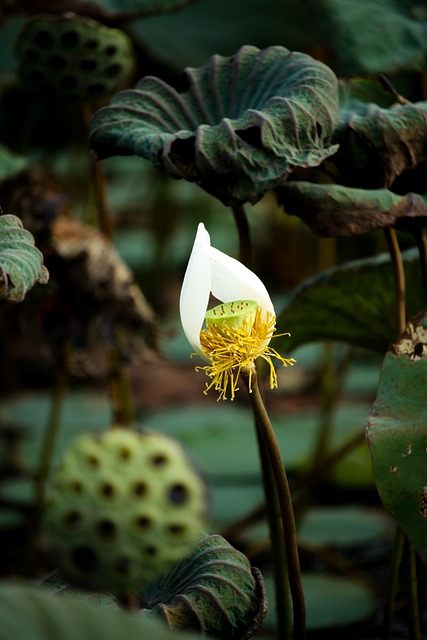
[276,248,424,354]
[89,45,340,206]
[366,308,427,564]
[139,533,267,639]
[0,582,197,640]
[0,214,48,302]
[333,100,427,189]
[278,183,427,237]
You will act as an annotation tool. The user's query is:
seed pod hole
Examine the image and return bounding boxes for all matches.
[34,30,54,49]
[68,480,84,495]
[85,38,99,49]
[104,45,117,56]
[150,453,168,467]
[99,481,115,498]
[118,446,132,461]
[167,523,187,535]
[143,545,158,557]
[72,546,97,572]
[62,510,82,529]
[96,519,116,539]
[132,480,148,497]
[47,54,66,71]
[168,483,189,505]
[80,59,97,72]
[135,515,152,529]
[60,30,79,48]
[115,555,132,575]
[85,454,100,468]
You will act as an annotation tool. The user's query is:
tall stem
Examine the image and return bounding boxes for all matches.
[241,367,306,640]
[255,419,292,638]
[232,204,252,267]
[384,228,406,335]
[414,224,427,302]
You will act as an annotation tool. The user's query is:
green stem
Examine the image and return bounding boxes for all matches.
[384,228,406,336]
[241,367,306,640]
[255,421,292,639]
[382,527,405,640]
[414,224,427,303]
[108,328,136,427]
[407,541,421,640]
[232,204,252,267]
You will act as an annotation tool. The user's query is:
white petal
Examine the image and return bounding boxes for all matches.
[179,223,211,356]
[208,246,275,317]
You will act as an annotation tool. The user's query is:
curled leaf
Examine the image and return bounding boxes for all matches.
[139,533,267,639]
[89,45,340,206]
[367,308,427,565]
[0,214,48,302]
[278,182,427,237]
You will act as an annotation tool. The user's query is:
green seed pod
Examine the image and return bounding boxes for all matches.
[45,429,208,593]
[15,14,135,103]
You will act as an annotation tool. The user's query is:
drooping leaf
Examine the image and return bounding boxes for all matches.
[0,582,198,640]
[311,0,427,76]
[332,100,427,189]
[0,214,48,302]
[366,308,427,564]
[139,533,267,639]
[278,182,427,237]
[276,248,425,354]
[89,45,340,206]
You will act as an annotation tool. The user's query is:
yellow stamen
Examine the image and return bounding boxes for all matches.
[197,306,296,401]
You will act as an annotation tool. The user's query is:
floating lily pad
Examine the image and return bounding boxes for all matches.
[0,214,48,302]
[277,248,425,354]
[367,308,427,565]
[265,572,376,630]
[89,45,340,206]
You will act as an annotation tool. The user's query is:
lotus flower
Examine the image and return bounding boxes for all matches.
[180,223,295,400]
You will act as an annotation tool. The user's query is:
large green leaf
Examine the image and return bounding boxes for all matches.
[0,582,198,640]
[311,0,427,76]
[277,248,425,354]
[366,308,427,564]
[278,182,427,237]
[333,100,427,189]
[0,214,48,302]
[89,45,340,206]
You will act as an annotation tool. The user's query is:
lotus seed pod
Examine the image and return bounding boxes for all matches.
[45,429,208,593]
[15,14,135,103]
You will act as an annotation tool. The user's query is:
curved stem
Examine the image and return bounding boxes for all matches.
[232,204,252,267]
[241,367,306,640]
[413,224,427,303]
[255,420,292,638]
[407,541,421,640]
[382,527,405,640]
[384,228,406,336]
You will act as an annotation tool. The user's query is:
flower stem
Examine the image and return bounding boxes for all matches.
[255,420,292,639]
[382,526,405,639]
[232,204,252,267]
[241,366,306,640]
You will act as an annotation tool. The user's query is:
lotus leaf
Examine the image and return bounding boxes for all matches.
[89,45,340,206]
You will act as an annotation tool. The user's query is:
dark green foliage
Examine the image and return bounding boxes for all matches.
[89,45,340,206]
